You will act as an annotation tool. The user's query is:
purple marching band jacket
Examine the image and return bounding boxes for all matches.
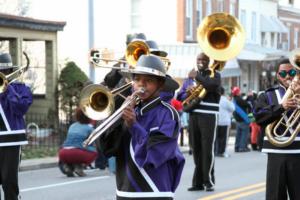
[0,82,33,147]
[100,96,185,200]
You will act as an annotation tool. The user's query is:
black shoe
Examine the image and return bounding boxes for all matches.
[62,164,74,177]
[187,186,204,191]
[74,164,87,177]
[205,185,214,192]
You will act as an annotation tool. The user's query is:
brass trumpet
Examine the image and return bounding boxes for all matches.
[89,40,171,69]
[183,12,245,105]
[79,81,132,120]
[265,48,300,147]
[0,52,30,93]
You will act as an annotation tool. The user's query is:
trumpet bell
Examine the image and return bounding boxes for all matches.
[197,12,246,61]
[289,48,300,70]
[79,84,115,120]
[125,40,150,67]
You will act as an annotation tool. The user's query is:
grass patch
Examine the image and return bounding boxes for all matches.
[22,146,59,159]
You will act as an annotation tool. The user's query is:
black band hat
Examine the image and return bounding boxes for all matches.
[126,33,147,45]
[0,53,17,70]
[145,40,168,57]
[123,55,178,92]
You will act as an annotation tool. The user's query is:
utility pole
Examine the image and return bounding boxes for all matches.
[88,0,95,82]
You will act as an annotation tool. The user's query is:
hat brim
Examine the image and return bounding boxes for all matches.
[162,75,179,92]
[150,49,168,57]
[120,69,179,92]
[0,65,18,70]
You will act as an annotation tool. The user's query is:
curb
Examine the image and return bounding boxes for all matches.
[19,137,235,172]
[20,157,58,172]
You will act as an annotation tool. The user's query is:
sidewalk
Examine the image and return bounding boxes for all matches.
[19,136,236,172]
[20,157,58,171]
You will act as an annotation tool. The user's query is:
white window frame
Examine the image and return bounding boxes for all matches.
[294,28,298,48]
[217,0,224,12]
[240,9,247,38]
[230,0,236,16]
[130,0,143,30]
[206,0,212,15]
[196,0,202,26]
[251,12,257,42]
[185,0,193,40]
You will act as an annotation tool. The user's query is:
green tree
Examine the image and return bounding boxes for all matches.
[58,61,89,124]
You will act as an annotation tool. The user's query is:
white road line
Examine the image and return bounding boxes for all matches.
[21,176,110,192]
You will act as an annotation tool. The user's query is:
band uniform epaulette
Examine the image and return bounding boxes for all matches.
[265,85,280,92]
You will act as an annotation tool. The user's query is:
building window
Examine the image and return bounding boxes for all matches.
[271,33,275,48]
[288,25,291,50]
[240,9,247,36]
[217,0,224,12]
[185,0,193,40]
[23,41,46,95]
[251,12,256,42]
[294,29,298,48]
[206,0,212,15]
[131,0,143,30]
[196,0,202,26]
[230,1,236,16]
[261,32,266,46]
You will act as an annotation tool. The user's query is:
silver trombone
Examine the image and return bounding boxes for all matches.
[82,87,145,147]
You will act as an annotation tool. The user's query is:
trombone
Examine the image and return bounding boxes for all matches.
[89,40,171,69]
[83,87,145,147]
[79,81,133,120]
[0,52,30,93]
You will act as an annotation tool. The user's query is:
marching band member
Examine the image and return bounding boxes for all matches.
[99,55,185,200]
[0,53,33,200]
[253,58,300,200]
[178,52,221,192]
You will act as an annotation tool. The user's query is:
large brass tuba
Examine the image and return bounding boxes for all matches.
[265,48,300,147]
[183,12,245,105]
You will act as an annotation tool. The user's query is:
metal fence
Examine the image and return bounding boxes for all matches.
[23,113,70,154]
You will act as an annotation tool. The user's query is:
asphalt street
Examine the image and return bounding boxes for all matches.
[14,143,268,200]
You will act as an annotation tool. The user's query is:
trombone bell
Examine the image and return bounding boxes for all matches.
[125,40,150,67]
[79,84,115,120]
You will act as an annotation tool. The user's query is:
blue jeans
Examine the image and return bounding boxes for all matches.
[235,121,250,151]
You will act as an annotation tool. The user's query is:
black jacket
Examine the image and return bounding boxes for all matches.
[253,85,300,153]
[183,69,221,114]
[232,95,251,123]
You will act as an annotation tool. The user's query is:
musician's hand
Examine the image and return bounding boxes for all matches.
[291,79,300,94]
[2,80,8,92]
[188,68,197,79]
[122,100,136,128]
[282,98,298,110]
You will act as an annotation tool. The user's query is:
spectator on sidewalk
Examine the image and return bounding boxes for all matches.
[231,86,251,152]
[215,87,235,157]
[58,108,98,177]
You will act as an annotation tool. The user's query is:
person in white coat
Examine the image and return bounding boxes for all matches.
[215,87,235,157]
